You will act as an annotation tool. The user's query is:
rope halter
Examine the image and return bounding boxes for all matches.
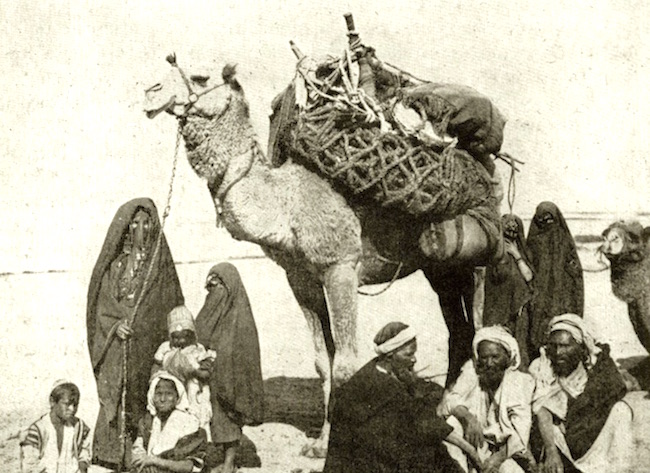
[165,52,229,117]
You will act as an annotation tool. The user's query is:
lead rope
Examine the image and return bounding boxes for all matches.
[357,260,403,296]
[118,126,181,471]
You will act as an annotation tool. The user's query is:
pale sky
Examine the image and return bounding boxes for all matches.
[1,0,649,272]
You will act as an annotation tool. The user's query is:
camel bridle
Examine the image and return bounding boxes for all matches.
[164,52,230,118]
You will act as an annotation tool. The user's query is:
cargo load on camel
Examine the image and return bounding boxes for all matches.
[269,15,509,248]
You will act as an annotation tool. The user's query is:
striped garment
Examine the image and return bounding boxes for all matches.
[20,413,91,473]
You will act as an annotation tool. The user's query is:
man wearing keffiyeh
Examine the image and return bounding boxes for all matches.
[324,322,480,473]
[439,325,537,473]
[529,313,630,473]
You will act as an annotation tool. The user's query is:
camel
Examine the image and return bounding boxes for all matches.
[143,59,501,456]
[601,221,650,387]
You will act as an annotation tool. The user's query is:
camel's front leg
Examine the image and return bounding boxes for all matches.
[285,267,334,458]
[322,261,359,390]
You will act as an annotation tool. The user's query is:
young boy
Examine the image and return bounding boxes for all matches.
[20,380,91,473]
[153,305,216,439]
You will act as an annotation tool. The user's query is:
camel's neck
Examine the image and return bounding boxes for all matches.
[610,257,648,303]
[179,98,264,191]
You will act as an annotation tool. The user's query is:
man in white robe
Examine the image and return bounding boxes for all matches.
[439,326,536,473]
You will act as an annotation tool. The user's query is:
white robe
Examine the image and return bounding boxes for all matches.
[439,360,535,472]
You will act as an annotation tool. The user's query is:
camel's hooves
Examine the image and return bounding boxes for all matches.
[300,443,327,459]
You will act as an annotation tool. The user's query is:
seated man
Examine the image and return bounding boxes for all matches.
[324,321,481,473]
[439,326,537,473]
[529,313,633,473]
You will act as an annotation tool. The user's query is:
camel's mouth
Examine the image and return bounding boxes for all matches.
[144,95,177,119]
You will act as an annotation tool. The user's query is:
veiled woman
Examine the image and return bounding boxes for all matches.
[87,198,184,470]
[527,202,584,358]
[483,214,535,367]
[195,263,264,473]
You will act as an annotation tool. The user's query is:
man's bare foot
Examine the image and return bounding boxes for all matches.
[210,463,237,473]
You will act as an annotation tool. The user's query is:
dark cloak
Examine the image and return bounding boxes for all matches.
[483,214,535,366]
[530,345,626,462]
[527,202,584,354]
[195,263,264,429]
[135,413,209,473]
[324,359,463,473]
[87,198,184,466]
[564,345,626,459]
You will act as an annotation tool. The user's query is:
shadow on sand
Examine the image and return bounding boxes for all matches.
[263,377,324,439]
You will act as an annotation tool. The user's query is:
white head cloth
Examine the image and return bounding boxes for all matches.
[147,371,190,416]
[374,326,417,355]
[51,379,74,391]
[548,313,601,367]
[472,325,521,371]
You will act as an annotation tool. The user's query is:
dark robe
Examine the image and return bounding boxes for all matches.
[324,359,463,473]
[530,345,626,464]
[527,202,584,355]
[87,198,184,467]
[194,263,264,437]
[564,345,626,459]
[483,214,534,367]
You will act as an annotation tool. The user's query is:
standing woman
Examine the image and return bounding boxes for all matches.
[526,201,584,359]
[86,198,184,470]
[482,214,535,367]
[195,263,264,473]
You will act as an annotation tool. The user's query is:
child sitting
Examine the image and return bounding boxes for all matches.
[131,371,208,472]
[20,380,91,473]
[153,305,216,439]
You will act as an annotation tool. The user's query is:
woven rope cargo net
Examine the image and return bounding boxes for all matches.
[285,17,499,220]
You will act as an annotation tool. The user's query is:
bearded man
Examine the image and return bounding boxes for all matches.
[87,198,184,470]
[439,326,536,473]
[324,322,479,473]
[529,313,635,473]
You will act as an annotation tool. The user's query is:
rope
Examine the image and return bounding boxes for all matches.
[293,108,493,218]
[213,141,261,226]
[118,126,181,471]
[507,157,516,214]
[358,261,403,296]
[582,248,611,273]
[493,151,522,214]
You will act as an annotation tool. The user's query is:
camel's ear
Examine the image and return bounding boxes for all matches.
[222,63,241,91]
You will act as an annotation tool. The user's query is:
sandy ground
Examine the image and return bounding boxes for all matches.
[1,244,649,472]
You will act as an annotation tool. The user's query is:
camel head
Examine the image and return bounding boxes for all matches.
[144,54,245,121]
[601,220,650,265]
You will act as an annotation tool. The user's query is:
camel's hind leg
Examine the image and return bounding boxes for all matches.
[285,267,335,459]
[423,266,476,385]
